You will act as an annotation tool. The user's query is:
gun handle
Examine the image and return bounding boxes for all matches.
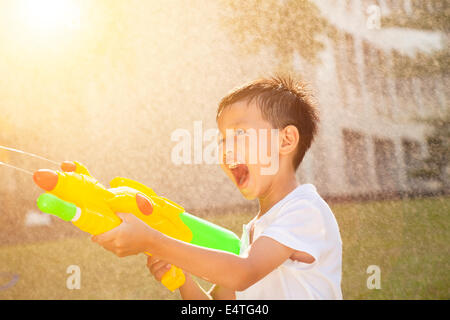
[145,252,185,291]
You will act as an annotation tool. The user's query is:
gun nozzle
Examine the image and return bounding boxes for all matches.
[33,169,59,191]
[136,193,153,215]
[61,161,77,172]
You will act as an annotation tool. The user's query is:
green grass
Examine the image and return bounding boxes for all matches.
[337,196,449,299]
[0,197,448,299]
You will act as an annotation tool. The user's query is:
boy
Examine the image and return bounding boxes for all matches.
[92,76,343,299]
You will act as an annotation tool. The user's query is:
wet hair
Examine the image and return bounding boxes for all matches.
[216,75,319,170]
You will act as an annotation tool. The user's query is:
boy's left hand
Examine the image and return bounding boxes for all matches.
[91,212,155,257]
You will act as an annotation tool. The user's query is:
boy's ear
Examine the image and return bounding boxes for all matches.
[279,125,300,156]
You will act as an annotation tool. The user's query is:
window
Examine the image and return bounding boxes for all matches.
[389,0,405,14]
[392,51,418,116]
[344,33,358,86]
[362,41,387,114]
[402,139,422,188]
[376,49,395,117]
[333,32,360,109]
[374,138,399,191]
[362,40,372,80]
[333,31,348,107]
[411,0,428,12]
[403,0,414,15]
[343,129,369,188]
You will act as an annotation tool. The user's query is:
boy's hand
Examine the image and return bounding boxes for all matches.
[92,212,157,257]
[146,255,176,282]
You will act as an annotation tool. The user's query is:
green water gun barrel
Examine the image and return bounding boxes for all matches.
[180,212,241,255]
[37,193,79,222]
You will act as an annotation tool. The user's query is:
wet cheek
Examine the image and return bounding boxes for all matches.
[246,142,258,165]
[246,166,258,187]
[249,168,271,191]
[235,144,247,164]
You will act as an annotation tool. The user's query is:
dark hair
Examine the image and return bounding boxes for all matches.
[216,76,319,170]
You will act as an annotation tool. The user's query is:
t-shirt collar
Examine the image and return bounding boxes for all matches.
[251,184,317,229]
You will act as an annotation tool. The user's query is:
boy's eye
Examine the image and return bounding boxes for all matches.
[217,128,247,148]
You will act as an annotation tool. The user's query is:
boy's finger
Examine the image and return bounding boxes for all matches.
[115,212,130,221]
[146,255,159,267]
[150,261,170,275]
[154,264,172,282]
[146,256,164,271]
[92,228,117,244]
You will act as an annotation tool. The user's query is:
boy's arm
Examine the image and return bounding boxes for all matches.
[92,212,298,291]
[178,274,236,300]
[208,284,236,300]
[147,232,296,291]
[178,273,212,300]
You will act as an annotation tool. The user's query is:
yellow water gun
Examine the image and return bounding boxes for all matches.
[33,161,241,291]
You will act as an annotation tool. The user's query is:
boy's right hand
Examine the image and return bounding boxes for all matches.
[146,256,178,282]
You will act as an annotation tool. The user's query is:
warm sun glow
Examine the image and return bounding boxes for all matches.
[18,0,81,34]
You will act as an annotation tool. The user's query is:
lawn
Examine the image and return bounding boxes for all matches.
[0,196,448,299]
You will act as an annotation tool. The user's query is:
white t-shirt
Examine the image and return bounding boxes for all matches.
[235,184,343,300]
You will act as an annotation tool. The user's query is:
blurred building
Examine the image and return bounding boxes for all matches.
[304,0,448,199]
[0,0,448,244]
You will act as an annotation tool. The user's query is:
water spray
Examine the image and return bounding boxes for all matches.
[0,145,62,176]
[0,145,60,165]
[0,161,33,175]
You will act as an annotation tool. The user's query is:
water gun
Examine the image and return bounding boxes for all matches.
[32,161,241,291]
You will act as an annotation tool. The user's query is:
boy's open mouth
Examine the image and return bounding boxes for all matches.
[229,163,249,188]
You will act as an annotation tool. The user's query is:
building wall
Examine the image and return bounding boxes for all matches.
[311,0,447,198]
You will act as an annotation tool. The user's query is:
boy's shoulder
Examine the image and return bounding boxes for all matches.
[278,184,325,213]
[256,184,323,227]
[256,184,341,262]
[276,184,342,243]
[271,184,338,232]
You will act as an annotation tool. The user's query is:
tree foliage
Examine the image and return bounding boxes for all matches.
[381,0,450,32]
[381,0,449,79]
[391,49,450,78]
[410,112,450,189]
[219,0,331,71]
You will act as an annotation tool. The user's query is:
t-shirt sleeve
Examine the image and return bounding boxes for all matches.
[260,200,326,262]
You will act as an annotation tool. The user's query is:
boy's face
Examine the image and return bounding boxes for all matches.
[217,100,280,200]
